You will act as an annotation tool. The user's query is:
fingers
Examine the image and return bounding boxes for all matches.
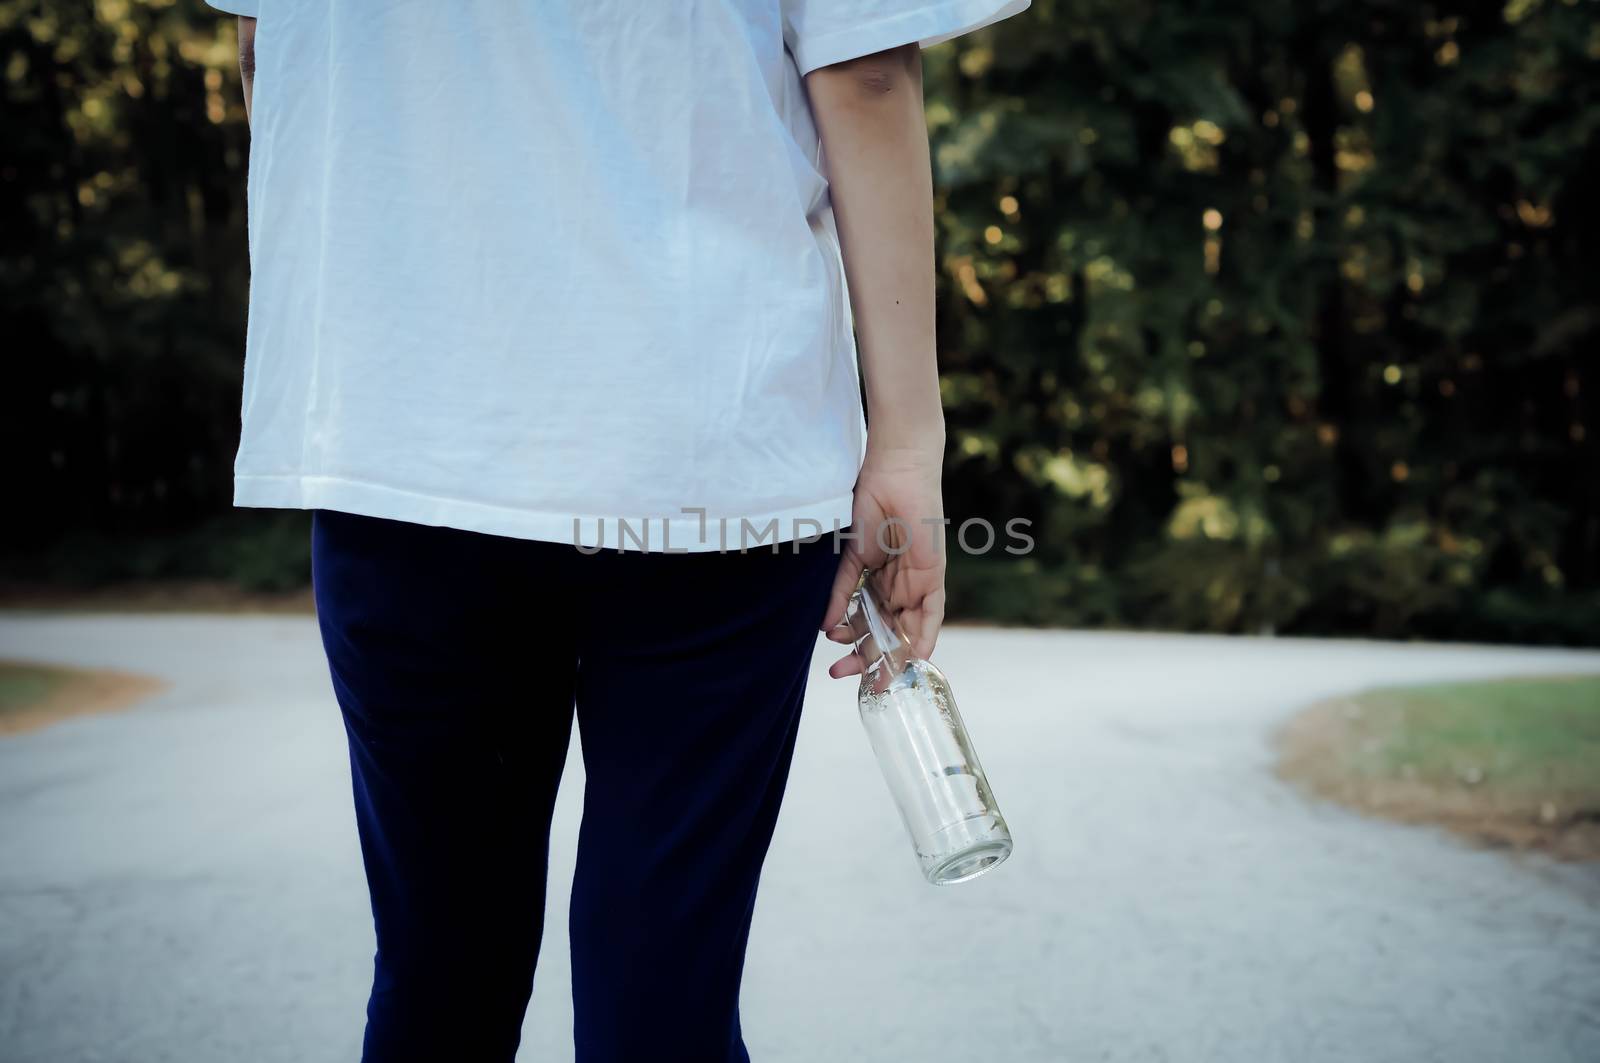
[910,586,946,660]
[820,543,865,632]
[828,651,864,679]
[824,621,855,645]
[822,547,865,680]
[875,543,945,661]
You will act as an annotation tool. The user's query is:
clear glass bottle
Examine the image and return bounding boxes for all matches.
[845,576,1013,885]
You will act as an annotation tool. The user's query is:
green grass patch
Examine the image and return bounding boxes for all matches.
[1342,676,1600,803]
[0,662,72,720]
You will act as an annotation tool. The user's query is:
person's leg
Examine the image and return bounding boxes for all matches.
[567,537,838,1063]
[312,510,577,1063]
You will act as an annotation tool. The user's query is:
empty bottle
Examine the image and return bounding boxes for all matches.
[845,575,1013,885]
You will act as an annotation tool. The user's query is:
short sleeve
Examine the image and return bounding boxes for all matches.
[204,0,259,14]
[782,0,1029,77]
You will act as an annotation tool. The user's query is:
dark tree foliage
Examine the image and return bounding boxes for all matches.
[927,0,1599,642]
[2,0,1596,640]
[1,2,270,581]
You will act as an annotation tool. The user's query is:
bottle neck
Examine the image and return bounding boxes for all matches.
[846,577,915,679]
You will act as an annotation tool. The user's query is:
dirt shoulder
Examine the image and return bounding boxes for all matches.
[0,662,168,737]
[1276,678,1600,861]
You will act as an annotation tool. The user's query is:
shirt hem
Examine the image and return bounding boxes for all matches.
[234,474,857,554]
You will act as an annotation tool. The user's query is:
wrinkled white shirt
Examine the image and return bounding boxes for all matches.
[207,0,1028,550]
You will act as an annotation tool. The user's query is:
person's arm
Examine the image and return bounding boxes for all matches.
[806,44,947,676]
[237,16,256,124]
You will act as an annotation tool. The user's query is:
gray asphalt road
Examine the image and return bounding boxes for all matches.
[2,613,1598,1062]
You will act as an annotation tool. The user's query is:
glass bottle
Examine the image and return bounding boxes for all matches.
[845,576,1013,885]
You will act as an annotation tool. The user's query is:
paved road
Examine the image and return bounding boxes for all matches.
[2,613,1598,1062]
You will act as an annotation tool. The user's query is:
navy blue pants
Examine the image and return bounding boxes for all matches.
[311,510,839,1062]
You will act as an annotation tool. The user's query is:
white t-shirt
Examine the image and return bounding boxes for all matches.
[207,0,1028,551]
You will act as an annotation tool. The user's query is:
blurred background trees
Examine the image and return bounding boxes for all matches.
[3,0,1597,642]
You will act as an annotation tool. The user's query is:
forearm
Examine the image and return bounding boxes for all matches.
[805,45,944,457]
[238,16,256,124]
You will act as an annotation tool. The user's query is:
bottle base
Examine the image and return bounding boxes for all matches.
[923,837,1013,886]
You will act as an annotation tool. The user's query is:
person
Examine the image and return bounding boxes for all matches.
[207,1,1028,1060]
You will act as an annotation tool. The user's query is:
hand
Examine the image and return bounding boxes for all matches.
[821,443,946,678]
